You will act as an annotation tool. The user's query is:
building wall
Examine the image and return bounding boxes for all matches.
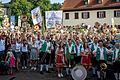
[62,9,120,27]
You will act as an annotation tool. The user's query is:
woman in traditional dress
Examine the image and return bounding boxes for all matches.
[81,42,91,70]
[55,42,65,78]
[30,37,38,71]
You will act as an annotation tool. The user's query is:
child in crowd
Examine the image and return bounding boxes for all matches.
[5,47,15,75]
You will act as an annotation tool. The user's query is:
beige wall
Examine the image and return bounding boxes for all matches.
[62,9,120,27]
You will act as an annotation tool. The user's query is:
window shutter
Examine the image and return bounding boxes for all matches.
[82,12,84,18]
[104,11,106,18]
[88,12,90,18]
[97,12,99,18]
[114,11,116,17]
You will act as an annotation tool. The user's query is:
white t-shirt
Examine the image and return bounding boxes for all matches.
[0,40,5,51]
[115,48,119,60]
[93,43,98,53]
[15,42,21,52]
[76,44,83,56]
[99,47,104,60]
[35,40,40,49]
[21,44,28,52]
[46,41,51,52]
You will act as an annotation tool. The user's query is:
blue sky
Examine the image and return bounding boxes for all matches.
[2,0,64,4]
[50,0,64,4]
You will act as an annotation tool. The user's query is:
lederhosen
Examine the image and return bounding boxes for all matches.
[106,49,115,80]
[75,43,83,64]
[96,47,107,71]
[65,42,76,67]
[45,41,51,65]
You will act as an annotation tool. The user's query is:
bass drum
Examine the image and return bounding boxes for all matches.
[71,65,87,80]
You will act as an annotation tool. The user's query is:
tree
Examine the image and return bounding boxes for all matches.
[10,0,33,23]
[51,3,61,10]
[28,0,51,16]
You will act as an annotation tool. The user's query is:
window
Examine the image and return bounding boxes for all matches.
[83,0,88,5]
[75,13,79,19]
[97,11,106,18]
[96,0,102,4]
[65,13,69,19]
[114,10,120,17]
[82,12,90,19]
[112,0,120,2]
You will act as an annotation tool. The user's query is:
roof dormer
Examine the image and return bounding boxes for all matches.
[83,0,88,5]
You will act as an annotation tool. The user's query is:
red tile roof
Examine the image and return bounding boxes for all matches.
[61,0,120,11]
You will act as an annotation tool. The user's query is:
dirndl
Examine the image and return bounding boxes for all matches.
[30,48,38,60]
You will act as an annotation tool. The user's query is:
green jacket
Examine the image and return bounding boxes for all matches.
[113,48,120,60]
[40,41,47,52]
[96,47,108,61]
[65,43,76,60]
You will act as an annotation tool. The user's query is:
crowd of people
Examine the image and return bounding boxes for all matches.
[0,22,120,80]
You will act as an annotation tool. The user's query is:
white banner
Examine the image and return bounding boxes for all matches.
[18,16,21,27]
[31,7,42,25]
[45,11,62,28]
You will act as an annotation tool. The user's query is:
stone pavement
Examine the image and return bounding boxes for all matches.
[0,68,96,80]
[0,70,66,80]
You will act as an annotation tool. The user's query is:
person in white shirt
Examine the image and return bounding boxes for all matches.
[96,40,108,80]
[21,40,28,69]
[0,36,5,61]
[15,39,21,71]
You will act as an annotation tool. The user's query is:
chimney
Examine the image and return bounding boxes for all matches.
[88,0,95,5]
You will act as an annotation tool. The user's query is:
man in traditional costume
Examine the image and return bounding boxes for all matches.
[39,36,51,74]
[75,38,83,64]
[96,40,108,80]
[90,37,99,76]
[65,38,76,75]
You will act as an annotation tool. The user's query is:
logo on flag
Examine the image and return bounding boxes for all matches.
[31,7,42,25]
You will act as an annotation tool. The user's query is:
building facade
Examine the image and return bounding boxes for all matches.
[61,0,120,27]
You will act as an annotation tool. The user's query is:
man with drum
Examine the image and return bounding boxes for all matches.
[96,40,108,80]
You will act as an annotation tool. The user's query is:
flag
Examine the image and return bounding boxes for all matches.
[18,16,21,27]
[45,11,62,28]
[10,16,15,32]
[111,18,115,28]
[31,7,42,25]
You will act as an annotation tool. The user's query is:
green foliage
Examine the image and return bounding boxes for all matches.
[51,3,61,10]
[10,0,33,16]
[9,0,61,29]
